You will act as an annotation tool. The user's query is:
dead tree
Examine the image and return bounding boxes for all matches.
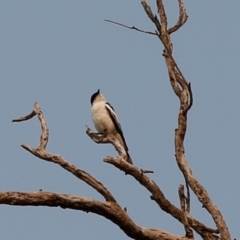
[1,1,231,240]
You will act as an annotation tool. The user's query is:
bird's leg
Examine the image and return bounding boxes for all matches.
[96,132,103,136]
[102,128,108,138]
[97,128,108,142]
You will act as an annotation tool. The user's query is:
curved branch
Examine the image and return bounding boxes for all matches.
[12,110,36,122]
[168,0,188,34]
[34,102,49,151]
[0,191,191,240]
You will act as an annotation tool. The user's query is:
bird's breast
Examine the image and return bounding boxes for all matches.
[91,102,115,133]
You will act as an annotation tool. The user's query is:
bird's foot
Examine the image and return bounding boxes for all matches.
[98,132,108,142]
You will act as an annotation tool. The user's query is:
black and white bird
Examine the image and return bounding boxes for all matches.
[90,89,133,164]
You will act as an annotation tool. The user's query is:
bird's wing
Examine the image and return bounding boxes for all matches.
[105,102,128,151]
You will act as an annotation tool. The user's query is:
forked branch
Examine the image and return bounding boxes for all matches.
[12,103,116,203]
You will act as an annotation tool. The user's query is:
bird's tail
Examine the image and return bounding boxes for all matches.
[127,152,133,164]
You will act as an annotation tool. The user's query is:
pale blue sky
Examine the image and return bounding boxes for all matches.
[0,1,239,239]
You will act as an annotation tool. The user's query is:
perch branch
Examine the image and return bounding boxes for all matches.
[86,126,127,161]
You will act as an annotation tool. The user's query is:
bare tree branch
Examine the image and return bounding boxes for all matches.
[12,110,36,122]
[178,185,193,238]
[157,0,168,30]
[104,19,157,36]
[0,191,193,240]
[12,103,48,151]
[34,102,49,151]
[141,0,161,34]
[141,1,231,240]
[168,0,188,34]
[141,169,154,174]
[185,177,190,213]
[183,82,193,115]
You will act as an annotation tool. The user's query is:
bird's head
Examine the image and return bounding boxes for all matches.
[90,89,105,105]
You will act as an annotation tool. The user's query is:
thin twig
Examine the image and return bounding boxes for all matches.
[140,169,154,174]
[12,110,36,122]
[104,19,157,36]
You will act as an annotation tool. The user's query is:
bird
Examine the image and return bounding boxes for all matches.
[90,89,133,164]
